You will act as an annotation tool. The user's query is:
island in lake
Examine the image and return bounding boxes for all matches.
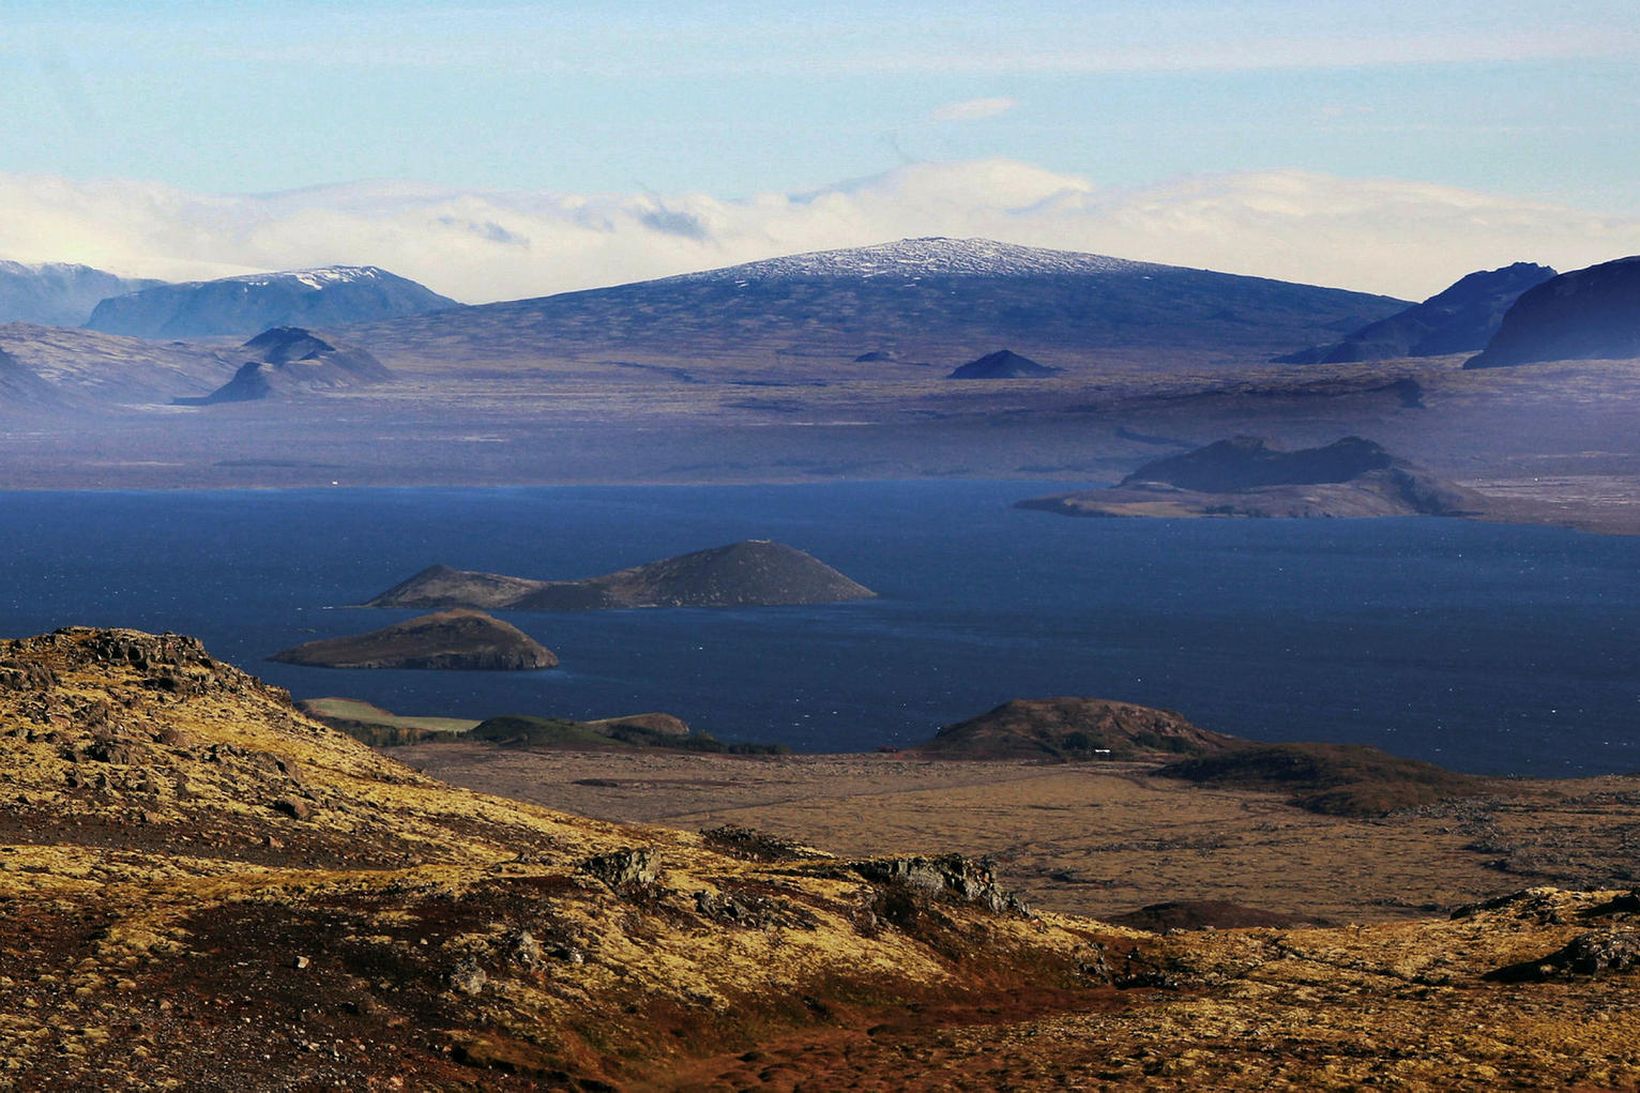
[270,608,557,670]
[1018,435,1486,520]
[366,538,876,611]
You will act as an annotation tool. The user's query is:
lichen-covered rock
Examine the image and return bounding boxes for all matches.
[449,958,488,996]
[850,854,1031,916]
[582,847,662,892]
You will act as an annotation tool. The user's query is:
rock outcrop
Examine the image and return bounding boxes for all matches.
[269,609,557,670]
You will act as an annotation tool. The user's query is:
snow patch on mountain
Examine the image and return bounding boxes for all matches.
[662,237,1158,285]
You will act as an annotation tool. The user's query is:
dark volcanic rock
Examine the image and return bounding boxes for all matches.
[1466,256,1640,368]
[269,610,557,671]
[914,697,1239,761]
[1277,262,1555,363]
[946,349,1061,379]
[179,327,392,405]
[850,854,1030,916]
[86,265,455,339]
[367,540,875,612]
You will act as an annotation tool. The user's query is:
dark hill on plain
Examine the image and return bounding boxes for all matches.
[87,265,455,339]
[1019,436,1486,519]
[1157,742,1493,817]
[1277,262,1555,363]
[913,697,1241,761]
[367,540,876,611]
[1466,256,1640,368]
[270,609,556,670]
[179,327,393,405]
[946,349,1061,379]
[347,237,1409,372]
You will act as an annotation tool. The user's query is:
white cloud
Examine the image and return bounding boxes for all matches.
[2,161,1637,303]
[929,97,1019,123]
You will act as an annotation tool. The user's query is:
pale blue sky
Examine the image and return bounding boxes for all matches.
[3,0,1637,211]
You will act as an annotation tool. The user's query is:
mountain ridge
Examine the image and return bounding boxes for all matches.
[86,264,456,339]
[347,236,1410,373]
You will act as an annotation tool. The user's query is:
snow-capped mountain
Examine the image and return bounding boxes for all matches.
[0,261,164,327]
[357,237,1408,372]
[664,237,1152,283]
[84,265,457,339]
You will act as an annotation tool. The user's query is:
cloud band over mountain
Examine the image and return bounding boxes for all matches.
[2,160,1636,304]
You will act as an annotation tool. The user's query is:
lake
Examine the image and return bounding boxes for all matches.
[0,481,1635,776]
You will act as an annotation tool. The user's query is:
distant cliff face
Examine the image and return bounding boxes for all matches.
[915,698,1241,761]
[1019,436,1486,520]
[85,266,455,339]
[180,327,393,405]
[1466,257,1640,368]
[1277,262,1555,364]
[368,540,876,612]
[0,260,163,326]
[270,609,557,670]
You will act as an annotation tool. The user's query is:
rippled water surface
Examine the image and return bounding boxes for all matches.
[1,482,1635,775]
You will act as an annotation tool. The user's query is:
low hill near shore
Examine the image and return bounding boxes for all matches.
[367,540,875,611]
[913,697,1240,761]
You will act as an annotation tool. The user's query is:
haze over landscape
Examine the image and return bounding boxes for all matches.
[2,2,1639,1088]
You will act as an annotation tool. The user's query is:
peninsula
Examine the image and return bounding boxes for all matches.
[1018,436,1486,520]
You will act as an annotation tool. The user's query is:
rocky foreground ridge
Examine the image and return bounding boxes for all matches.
[0,628,1637,1088]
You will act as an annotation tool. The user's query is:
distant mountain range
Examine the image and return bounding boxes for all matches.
[1466,256,1640,368]
[351,237,1411,372]
[84,266,456,339]
[1277,262,1556,364]
[0,261,162,326]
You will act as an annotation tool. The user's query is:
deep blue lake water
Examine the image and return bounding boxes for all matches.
[0,481,1635,776]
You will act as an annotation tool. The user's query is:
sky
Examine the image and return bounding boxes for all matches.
[2,0,1637,301]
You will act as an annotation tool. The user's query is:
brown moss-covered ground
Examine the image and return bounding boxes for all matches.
[3,628,1639,1089]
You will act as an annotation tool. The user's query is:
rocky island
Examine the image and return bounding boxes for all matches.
[269,608,557,670]
[1018,435,1486,519]
[366,538,876,611]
